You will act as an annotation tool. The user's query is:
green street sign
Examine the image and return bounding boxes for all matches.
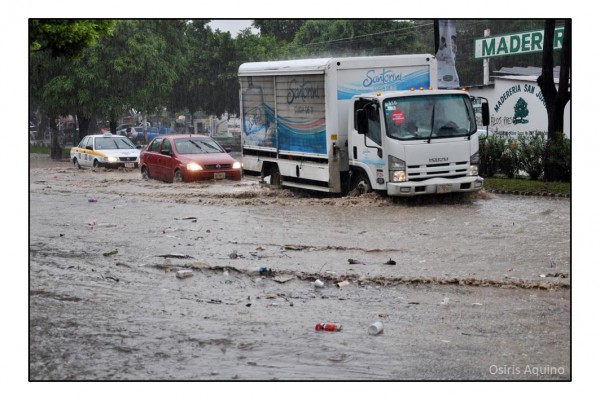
[474,27,564,59]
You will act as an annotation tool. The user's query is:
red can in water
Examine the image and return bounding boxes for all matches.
[315,323,342,332]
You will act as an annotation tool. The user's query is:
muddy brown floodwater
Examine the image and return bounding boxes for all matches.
[29,154,571,381]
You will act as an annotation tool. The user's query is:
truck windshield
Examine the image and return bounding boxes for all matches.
[383,94,476,141]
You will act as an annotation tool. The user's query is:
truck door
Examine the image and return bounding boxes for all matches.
[352,99,385,188]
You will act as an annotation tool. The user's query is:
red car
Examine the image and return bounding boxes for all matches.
[140,134,242,183]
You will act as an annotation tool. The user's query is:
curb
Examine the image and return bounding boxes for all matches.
[485,189,570,198]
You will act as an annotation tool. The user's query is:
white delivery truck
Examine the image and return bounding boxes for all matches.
[239,54,489,196]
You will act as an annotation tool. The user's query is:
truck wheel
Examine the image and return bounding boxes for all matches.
[351,171,372,195]
[270,165,282,187]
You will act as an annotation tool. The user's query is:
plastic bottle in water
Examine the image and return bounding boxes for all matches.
[315,323,342,332]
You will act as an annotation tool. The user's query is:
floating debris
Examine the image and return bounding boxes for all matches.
[176,270,194,279]
[157,253,194,259]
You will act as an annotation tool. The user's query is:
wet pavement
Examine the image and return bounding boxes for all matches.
[28,155,571,381]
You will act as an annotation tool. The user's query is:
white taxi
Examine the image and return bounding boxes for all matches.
[70,133,141,169]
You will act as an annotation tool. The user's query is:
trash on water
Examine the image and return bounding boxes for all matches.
[314,279,325,288]
[88,198,97,203]
[348,258,363,265]
[103,249,118,257]
[88,220,97,229]
[258,266,273,276]
[337,280,350,288]
[384,258,396,265]
[439,297,450,306]
[176,269,194,279]
[368,321,384,335]
[157,253,194,259]
[315,323,342,332]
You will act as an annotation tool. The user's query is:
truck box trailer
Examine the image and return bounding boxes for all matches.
[239,54,488,196]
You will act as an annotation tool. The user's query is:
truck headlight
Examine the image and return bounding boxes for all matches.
[468,151,479,176]
[389,155,407,182]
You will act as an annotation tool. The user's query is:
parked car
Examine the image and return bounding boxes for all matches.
[140,134,242,183]
[70,133,141,169]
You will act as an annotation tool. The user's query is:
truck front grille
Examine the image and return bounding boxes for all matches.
[407,161,468,181]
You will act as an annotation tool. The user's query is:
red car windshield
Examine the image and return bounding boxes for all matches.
[174,138,224,154]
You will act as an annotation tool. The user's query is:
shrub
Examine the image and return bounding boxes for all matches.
[544,132,571,182]
[478,133,505,177]
[517,131,545,180]
[499,137,520,178]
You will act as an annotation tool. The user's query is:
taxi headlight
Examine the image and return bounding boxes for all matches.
[233,161,241,169]
[187,163,203,171]
[107,156,118,163]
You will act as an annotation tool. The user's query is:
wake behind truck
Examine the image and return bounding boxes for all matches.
[239,54,489,196]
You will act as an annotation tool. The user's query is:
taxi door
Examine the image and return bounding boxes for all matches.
[75,137,93,167]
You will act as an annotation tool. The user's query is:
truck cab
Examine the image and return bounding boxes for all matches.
[351,89,487,195]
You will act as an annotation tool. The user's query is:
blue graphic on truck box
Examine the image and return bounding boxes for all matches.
[337,68,430,100]
[277,114,326,154]
[243,74,327,154]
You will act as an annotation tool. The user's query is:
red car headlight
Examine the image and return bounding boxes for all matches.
[186,163,203,171]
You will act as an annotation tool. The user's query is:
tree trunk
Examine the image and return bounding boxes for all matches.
[537,19,571,182]
[49,117,62,160]
[77,114,91,142]
[109,121,117,134]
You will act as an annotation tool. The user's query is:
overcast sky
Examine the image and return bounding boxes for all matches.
[208,19,258,37]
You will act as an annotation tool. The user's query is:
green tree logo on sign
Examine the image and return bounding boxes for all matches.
[513,97,529,124]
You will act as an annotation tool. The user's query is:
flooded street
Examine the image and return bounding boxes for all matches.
[29,155,571,381]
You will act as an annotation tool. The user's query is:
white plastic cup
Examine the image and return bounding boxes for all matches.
[314,279,324,288]
[368,321,384,335]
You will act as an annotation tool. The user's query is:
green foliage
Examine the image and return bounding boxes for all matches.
[291,20,429,57]
[545,132,571,182]
[29,19,115,59]
[499,137,519,178]
[478,134,505,177]
[517,132,545,180]
[484,176,570,195]
[252,20,305,42]
[479,132,570,182]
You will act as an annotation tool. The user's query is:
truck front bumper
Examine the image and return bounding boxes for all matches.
[387,176,484,196]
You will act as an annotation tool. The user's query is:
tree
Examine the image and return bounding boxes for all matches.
[537,19,571,181]
[252,20,305,42]
[29,19,115,59]
[29,19,115,158]
[291,20,429,57]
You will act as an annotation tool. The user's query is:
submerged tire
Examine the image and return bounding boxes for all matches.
[270,165,282,187]
[73,157,81,169]
[141,166,150,180]
[351,171,372,195]
[173,169,184,183]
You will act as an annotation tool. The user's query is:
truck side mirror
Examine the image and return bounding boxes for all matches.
[481,102,490,127]
[356,109,368,134]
